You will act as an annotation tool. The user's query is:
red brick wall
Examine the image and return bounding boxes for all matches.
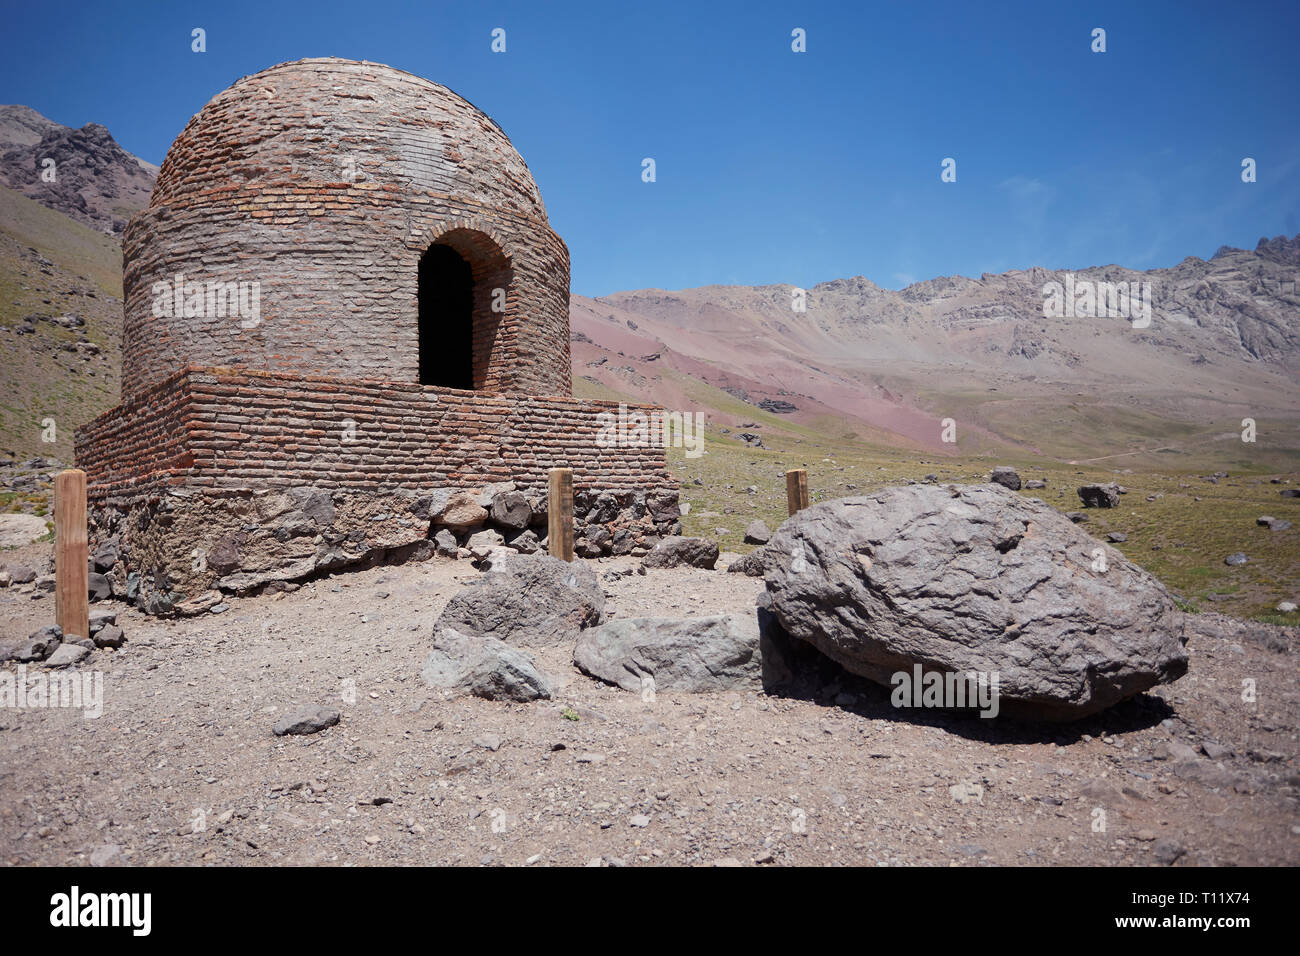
[76,368,671,500]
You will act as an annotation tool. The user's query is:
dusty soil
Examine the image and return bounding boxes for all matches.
[1,544,1297,867]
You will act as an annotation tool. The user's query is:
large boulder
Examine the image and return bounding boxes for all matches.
[436,554,604,646]
[642,536,719,570]
[422,627,555,702]
[762,484,1188,719]
[573,615,762,693]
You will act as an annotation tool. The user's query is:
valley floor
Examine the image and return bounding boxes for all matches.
[1,547,1296,867]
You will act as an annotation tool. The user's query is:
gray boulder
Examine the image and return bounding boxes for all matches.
[422,627,555,702]
[762,484,1188,719]
[272,704,340,737]
[744,520,772,545]
[490,491,532,531]
[642,536,719,570]
[5,625,62,662]
[87,572,112,602]
[990,466,1022,491]
[1078,483,1121,508]
[46,643,90,668]
[726,548,770,576]
[573,615,761,692]
[93,623,126,649]
[436,553,603,646]
[433,528,459,557]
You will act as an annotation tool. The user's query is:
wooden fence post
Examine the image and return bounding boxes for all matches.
[786,468,810,516]
[55,468,89,640]
[548,467,574,561]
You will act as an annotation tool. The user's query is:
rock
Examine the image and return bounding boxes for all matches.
[1267,519,1292,532]
[35,574,56,592]
[272,704,340,737]
[433,528,459,557]
[506,528,541,554]
[1024,479,1046,489]
[646,491,681,524]
[466,528,505,558]
[88,608,116,633]
[1277,602,1297,613]
[762,484,1188,719]
[434,491,488,531]
[743,520,772,545]
[1280,489,1300,498]
[0,513,49,547]
[1224,552,1248,566]
[1078,483,1120,508]
[489,491,532,531]
[93,623,125,649]
[1256,515,1276,526]
[89,844,122,867]
[46,643,90,668]
[1065,512,1088,523]
[1201,741,1231,760]
[1106,532,1128,543]
[573,615,762,693]
[990,466,1021,491]
[421,627,555,702]
[7,564,36,584]
[726,548,769,576]
[436,553,603,646]
[87,572,112,602]
[642,536,719,570]
[1151,839,1185,865]
[473,733,503,751]
[0,571,9,588]
[6,625,62,662]
[90,537,120,572]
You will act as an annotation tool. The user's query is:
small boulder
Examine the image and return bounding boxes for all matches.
[8,565,37,584]
[743,520,772,545]
[1224,552,1249,566]
[433,528,459,557]
[574,615,761,692]
[726,548,769,576]
[1078,483,1120,508]
[489,491,532,531]
[435,492,488,531]
[272,704,340,737]
[642,536,719,570]
[46,643,90,668]
[436,553,603,646]
[990,466,1021,491]
[7,625,62,662]
[93,623,125,649]
[87,572,112,602]
[422,627,555,702]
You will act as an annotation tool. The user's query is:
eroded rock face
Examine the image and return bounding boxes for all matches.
[573,615,761,693]
[436,554,604,646]
[763,484,1188,719]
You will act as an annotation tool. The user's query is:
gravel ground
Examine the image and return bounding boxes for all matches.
[1,545,1297,867]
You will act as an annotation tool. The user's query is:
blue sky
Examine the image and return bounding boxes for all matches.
[3,0,1298,296]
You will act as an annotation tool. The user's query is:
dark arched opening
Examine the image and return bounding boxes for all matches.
[418,244,474,389]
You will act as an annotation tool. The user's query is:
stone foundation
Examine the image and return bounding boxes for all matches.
[75,367,678,615]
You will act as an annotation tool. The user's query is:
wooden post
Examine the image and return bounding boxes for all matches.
[786,468,810,516]
[54,469,89,641]
[548,467,574,561]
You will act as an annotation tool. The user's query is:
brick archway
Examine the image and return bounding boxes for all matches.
[417,226,513,391]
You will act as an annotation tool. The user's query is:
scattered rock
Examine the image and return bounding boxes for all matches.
[489,491,532,531]
[93,623,125,649]
[272,704,340,737]
[743,520,772,545]
[5,625,62,662]
[990,466,1021,491]
[726,548,769,576]
[434,492,489,531]
[1151,839,1185,865]
[1106,532,1128,543]
[1078,483,1120,508]
[1224,552,1248,567]
[45,643,90,668]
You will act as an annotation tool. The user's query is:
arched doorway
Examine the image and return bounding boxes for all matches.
[416,228,511,391]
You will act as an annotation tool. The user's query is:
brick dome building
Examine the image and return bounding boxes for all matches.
[76,59,677,615]
[122,58,571,398]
